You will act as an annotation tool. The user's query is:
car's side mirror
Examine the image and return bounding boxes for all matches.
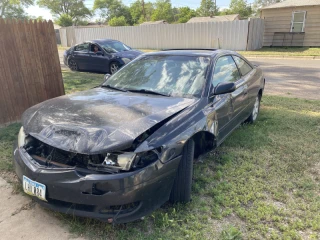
[213,82,236,95]
[104,74,111,81]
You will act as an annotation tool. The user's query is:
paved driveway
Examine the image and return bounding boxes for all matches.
[248,58,319,100]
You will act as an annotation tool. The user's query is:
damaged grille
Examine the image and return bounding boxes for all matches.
[23,136,159,173]
[24,136,115,172]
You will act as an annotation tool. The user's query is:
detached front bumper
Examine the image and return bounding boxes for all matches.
[13,144,181,223]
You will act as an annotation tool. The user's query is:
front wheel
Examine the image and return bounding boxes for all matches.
[169,139,195,203]
[109,62,119,74]
[246,95,261,124]
[68,59,78,71]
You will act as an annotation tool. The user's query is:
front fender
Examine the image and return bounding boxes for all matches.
[135,98,216,162]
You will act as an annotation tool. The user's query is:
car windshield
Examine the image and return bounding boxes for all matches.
[100,41,131,53]
[103,55,210,98]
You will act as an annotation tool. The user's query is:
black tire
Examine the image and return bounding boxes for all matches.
[109,62,119,74]
[68,58,78,71]
[246,94,261,124]
[169,139,195,203]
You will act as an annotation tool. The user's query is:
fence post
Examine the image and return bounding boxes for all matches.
[0,19,64,126]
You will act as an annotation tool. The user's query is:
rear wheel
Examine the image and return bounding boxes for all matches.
[109,62,119,74]
[246,94,261,124]
[169,139,195,203]
[68,59,78,71]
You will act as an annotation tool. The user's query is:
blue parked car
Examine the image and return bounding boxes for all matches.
[63,39,143,74]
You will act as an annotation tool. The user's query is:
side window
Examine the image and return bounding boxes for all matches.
[291,11,306,32]
[74,43,89,52]
[233,56,253,76]
[90,44,102,52]
[212,56,240,87]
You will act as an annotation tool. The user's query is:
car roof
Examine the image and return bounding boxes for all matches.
[144,49,236,57]
[90,39,120,44]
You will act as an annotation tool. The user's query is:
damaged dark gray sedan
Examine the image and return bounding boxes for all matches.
[13,49,265,223]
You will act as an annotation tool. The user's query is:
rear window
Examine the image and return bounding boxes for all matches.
[233,56,253,76]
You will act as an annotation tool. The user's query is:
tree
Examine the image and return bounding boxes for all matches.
[253,0,282,8]
[37,0,91,24]
[229,0,252,18]
[93,0,132,25]
[252,0,282,15]
[176,7,197,23]
[108,15,127,26]
[137,2,153,23]
[55,14,73,26]
[0,0,33,19]
[129,0,143,24]
[151,0,173,23]
[197,0,219,17]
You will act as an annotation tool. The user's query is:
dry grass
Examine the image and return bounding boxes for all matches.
[239,47,320,57]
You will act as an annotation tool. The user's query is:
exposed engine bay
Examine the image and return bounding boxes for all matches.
[24,136,160,174]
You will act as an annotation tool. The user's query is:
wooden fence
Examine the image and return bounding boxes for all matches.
[0,19,64,126]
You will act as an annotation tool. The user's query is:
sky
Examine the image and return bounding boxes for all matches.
[26,0,255,20]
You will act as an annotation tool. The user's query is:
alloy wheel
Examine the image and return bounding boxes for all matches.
[69,60,78,71]
[110,63,119,74]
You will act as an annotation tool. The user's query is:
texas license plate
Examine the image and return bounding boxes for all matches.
[23,176,47,201]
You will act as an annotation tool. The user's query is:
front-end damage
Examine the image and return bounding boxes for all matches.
[23,134,162,174]
[13,88,220,223]
[14,139,181,223]
[13,90,203,223]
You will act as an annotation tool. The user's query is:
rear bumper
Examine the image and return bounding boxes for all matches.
[13,144,180,223]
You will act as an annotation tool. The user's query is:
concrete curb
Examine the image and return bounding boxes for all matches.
[243,55,320,60]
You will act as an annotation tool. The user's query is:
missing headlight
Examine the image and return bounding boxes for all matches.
[24,136,161,174]
[88,148,161,173]
[133,148,161,169]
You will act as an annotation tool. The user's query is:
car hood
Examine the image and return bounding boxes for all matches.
[22,88,196,154]
[113,50,142,60]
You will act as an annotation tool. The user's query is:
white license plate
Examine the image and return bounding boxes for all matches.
[23,176,47,201]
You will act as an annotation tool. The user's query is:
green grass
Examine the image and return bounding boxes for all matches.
[0,123,21,172]
[1,70,320,239]
[54,95,319,239]
[62,70,104,94]
[57,45,69,51]
[139,47,320,57]
[59,46,320,57]
[238,47,320,57]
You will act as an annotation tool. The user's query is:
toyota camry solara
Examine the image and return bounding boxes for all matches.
[13,49,265,223]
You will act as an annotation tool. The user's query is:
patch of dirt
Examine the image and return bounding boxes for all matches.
[205,213,248,239]
[0,176,85,240]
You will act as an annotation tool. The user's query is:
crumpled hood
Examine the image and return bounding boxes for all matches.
[113,50,142,60]
[22,88,196,154]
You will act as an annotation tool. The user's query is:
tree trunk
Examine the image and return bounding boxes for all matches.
[0,1,10,17]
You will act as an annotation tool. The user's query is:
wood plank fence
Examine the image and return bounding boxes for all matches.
[0,19,64,126]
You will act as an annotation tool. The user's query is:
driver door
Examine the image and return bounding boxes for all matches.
[89,44,110,72]
[208,55,241,144]
[72,42,91,70]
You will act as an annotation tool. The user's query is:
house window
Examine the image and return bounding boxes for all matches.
[291,11,306,32]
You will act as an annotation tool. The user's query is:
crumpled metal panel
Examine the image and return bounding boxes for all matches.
[22,88,196,154]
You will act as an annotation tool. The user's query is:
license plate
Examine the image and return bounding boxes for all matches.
[23,176,47,201]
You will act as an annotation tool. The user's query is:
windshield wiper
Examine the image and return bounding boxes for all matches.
[101,84,127,92]
[126,89,170,97]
